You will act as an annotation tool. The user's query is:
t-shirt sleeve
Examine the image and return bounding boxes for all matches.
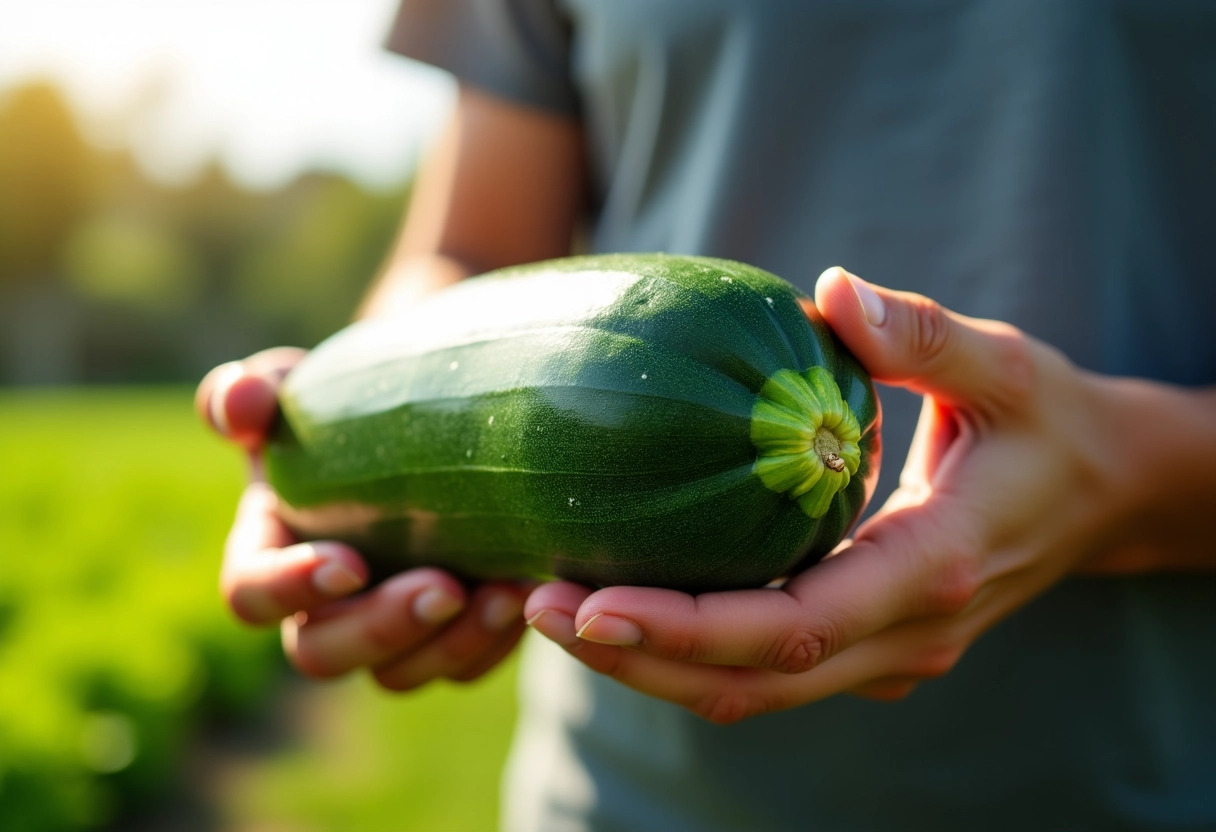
[385,0,579,115]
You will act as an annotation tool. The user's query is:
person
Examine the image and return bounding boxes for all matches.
[197,2,1216,829]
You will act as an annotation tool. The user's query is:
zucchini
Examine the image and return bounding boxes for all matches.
[265,254,880,592]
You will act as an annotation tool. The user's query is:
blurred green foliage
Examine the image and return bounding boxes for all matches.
[0,80,408,386]
[224,664,519,832]
[0,388,280,828]
[0,389,519,831]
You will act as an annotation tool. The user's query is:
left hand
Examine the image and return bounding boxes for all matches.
[197,349,531,693]
[524,266,1215,723]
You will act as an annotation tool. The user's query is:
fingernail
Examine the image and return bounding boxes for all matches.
[482,593,523,631]
[413,587,463,626]
[526,609,578,648]
[312,560,364,597]
[576,613,643,646]
[843,270,886,327]
[207,362,242,435]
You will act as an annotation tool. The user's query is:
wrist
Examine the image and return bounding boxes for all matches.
[1081,377,1216,573]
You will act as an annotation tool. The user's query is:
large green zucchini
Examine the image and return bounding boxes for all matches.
[265,254,880,592]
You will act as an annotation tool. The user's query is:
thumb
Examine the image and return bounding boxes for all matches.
[196,347,306,450]
[812,267,1033,419]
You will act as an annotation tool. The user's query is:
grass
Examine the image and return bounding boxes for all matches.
[220,666,519,832]
[0,387,517,831]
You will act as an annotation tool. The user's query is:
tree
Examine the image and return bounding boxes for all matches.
[0,81,91,286]
[0,82,94,383]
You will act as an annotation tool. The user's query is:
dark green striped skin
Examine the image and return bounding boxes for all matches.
[265,254,880,592]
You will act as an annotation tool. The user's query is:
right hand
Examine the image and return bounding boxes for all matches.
[196,348,531,691]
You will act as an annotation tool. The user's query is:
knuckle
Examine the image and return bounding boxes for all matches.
[994,324,1034,385]
[926,554,982,617]
[982,322,1037,407]
[762,626,826,674]
[658,631,708,665]
[907,297,954,369]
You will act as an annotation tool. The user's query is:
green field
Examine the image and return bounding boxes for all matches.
[0,388,518,831]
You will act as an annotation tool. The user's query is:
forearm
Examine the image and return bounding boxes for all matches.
[1083,377,1216,572]
[357,85,585,321]
[357,254,474,319]
[353,114,479,320]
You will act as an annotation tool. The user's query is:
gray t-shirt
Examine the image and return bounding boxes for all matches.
[388,2,1216,829]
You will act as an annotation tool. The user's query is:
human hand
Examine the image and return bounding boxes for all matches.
[197,349,530,691]
[524,266,1211,721]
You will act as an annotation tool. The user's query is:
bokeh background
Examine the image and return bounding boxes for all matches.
[1,2,518,829]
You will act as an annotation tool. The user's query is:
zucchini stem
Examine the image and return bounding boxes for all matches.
[750,367,862,518]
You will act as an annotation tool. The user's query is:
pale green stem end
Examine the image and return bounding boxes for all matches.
[750,367,862,519]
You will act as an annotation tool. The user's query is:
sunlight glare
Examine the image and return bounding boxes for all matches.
[0,0,454,187]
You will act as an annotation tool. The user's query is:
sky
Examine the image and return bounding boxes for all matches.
[0,0,456,188]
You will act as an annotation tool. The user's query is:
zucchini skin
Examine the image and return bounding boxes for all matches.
[265,253,880,592]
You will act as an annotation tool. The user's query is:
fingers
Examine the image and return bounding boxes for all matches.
[870,395,967,522]
[224,541,367,625]
[221,483,369,624]
[282,568,465,677]
[812,267,1034,421]
[525,586,896,723]
[901,394,962,491]
[528,511,976,677]
[524,581,647,678]
[528,583,972,721]
[227,483,528,687]
[371,583,530,690]
[282,574,528,686]
[196,347,306,449]
[567,584,835,674]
